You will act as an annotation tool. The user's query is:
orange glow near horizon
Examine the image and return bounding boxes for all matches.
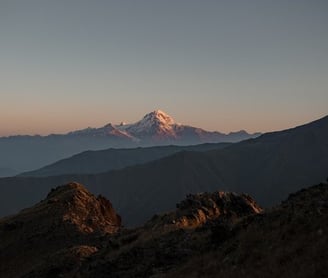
[0,108,325,137]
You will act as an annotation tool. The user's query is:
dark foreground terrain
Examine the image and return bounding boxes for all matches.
[0,181,327,277]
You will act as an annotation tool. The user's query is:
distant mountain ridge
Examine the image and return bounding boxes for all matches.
[20,143,231,177]
[0,110,259,175]
[69,110,259,144]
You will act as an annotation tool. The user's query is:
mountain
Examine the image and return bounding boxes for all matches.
[146,191,262,230]
[71,110,259,144]
[81,182,328,278]
[124,109,177,139]
[1,182,327,277]
[0,115,326,226]
[69,122,136,140]
[20,143,230,177]
[0,167,18,178]
[0,110,258,174]
[165,182,328,278]
[0,133,134,175]
[0,182,121,278]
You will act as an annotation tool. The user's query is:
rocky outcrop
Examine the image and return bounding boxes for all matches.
[80,182,328,278]
[166,182,328,278]
[147,191,262,229]
[80,191,263,277]
[0,182,121,278]
[45,182,121,234]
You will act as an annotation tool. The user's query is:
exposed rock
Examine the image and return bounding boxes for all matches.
[147,191,262,229]
[80,191,263,277]
[0,182,121,278]
[1,181,327,278]
[44,182,121,234]
[167,182,328,278]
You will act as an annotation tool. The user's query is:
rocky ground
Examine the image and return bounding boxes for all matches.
[0,181,327,277]
[0,182,121,278]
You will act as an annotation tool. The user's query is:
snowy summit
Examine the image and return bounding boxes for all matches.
[124,110,177,137]
[68,110,259,144]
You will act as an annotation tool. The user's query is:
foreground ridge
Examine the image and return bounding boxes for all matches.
[1,181,327,277]
[0,182,121,278]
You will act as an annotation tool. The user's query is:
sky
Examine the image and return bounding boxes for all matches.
[0,0,327,136]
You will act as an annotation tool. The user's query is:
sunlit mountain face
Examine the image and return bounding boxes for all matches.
[70,110,260,143]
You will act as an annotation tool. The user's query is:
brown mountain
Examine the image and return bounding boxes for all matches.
[1,181,327,277]
[146,191,262,230]
[167,182,328,278]
[80,182,328,278]
[0,182,121,278]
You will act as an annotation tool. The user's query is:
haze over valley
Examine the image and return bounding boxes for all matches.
[0,110,258,176]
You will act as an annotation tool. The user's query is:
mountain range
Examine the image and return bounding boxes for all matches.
[69,110,259,144]
[20,143,230,177]
[0,114,327,226]
[0,110,259,176]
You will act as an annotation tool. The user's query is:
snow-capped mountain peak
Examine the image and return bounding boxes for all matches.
[68,110,260,144]
[120,110,177,139]
[142,110,175,125]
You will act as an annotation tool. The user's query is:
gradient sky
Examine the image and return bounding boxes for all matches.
[0,0,327,136]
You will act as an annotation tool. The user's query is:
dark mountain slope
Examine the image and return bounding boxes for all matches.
[76,115,328,224]
[20,143,230,177]
[0,167,18,178]
[0,152,222,226]
[0,134,135,174]
[204,114,328,203]
[0,115,327,226]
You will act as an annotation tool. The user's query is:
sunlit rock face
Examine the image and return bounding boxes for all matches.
[45,182,121,234]
[0,182,121,278]
[147,191,262,229]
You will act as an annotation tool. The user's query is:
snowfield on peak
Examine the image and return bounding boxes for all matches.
[124,110,178,137]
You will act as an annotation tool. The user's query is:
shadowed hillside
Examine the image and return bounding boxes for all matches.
[0,181,327,277]
[0,115,327,226]
[20,143,230,177]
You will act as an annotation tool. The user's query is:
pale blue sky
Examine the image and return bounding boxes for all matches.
[0,0,327,135]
